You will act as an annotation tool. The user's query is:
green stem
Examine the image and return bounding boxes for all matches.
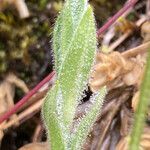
[129,48,150,150]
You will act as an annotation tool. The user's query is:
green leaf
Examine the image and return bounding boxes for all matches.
[53,0,97,127]
[53,13,63,74]
[43,0,103,149]
[42,83,69,150]
[53,0,87,74]
[70,87,106,150]
[53,2,73,74]
[58,5,96,127]
[68,0,87,28]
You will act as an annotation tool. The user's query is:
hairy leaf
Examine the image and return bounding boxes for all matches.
[42,0,106,150]
[53,1,97,129]
[42,83,69,150]
[53,0,87,74]
[70,87,106,149]
[58,5,96,127]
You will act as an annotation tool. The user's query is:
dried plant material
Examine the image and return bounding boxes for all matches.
[18,142,49,150]
[116,127,150,150]
[115,17,135,34]
[108,16,147,52]
[0,0,30,18]
[132,90,150,120]
[101,27,115,53]
[129,55,147,112]
[13,0,30,18]
[92,87,133,150]
[32,123,43,142]
[122,42,150,58]
[101,13,137,53]
[116,136,129,150]
[110,53,145,89]
[141,21,150,42]
[90,43,147,92]
[1,98,43,130]
[146,0,150,18]
[0,73,28,141]
[120,105,133,137]
[0,73,29,116]
[89,51,134,92]
[123,53,146,87]
[108,30,132,52]
[132,91,140,112]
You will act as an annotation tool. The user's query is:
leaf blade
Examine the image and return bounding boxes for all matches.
[70,87,107,150]
[58,6,97,127]
[53,0,89,75]
[42,83,69,150]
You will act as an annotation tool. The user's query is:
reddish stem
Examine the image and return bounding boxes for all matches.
[97,0,138,36]
[0,0,138,124]
[0,71,55,124]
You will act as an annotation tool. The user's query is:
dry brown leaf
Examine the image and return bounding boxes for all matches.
[90,20,150,92]
[141,21,150,42]
[0,73,29,141]
[132,91,140,112]
[123,53,146,87]
[89,49,146,92]
[89,51,134,92]
[0,73,29,116]
[116,127,150,150]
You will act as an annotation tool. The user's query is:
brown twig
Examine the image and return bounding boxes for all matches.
[0,71,55,124]
[109,16,147,51]
[19,89,48,112]
[97,0,138,36]
[96,88,133,149]
[32,123,43,142]
[13,0,30,18]
[122,41,150,58]
[109,30,133,51]
[1,99,44,130]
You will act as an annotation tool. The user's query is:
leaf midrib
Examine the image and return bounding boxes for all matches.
[58,6,90,78]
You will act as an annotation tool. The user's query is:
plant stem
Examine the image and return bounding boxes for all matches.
[0,71,55,124]
[97,0,138,36]
[0,0,138,124]
[129,48,150,150]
